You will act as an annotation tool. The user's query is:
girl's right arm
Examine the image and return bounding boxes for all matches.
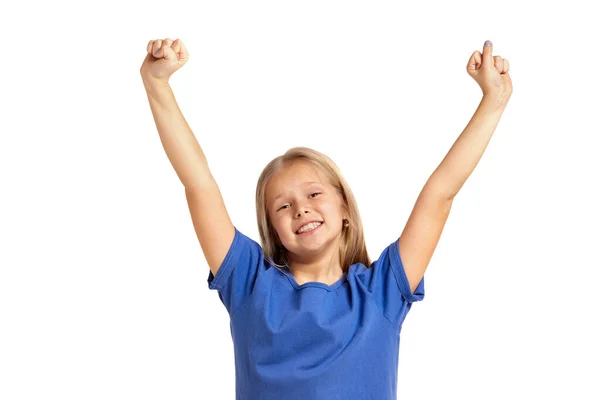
[141,38,235,277]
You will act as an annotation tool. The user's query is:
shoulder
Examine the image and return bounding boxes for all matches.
[346,257,376,287]
[231,227,265,255]
[346,239,398,288]
[348,239,396,272]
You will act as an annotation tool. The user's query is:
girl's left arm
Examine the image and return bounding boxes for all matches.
[399,40,512,294]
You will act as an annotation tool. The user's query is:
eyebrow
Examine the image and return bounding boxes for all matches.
[271,182,324,204]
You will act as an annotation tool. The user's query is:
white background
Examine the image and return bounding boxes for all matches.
[1,1,599,399]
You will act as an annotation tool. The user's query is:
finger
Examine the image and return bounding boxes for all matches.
[162,45,177,61]
[494,56,504,73]
[171,39,189,60]
[171,39,182,59]
[157,38,175,58]
[152,39,163,57]
[504,71,512,87]
[161,38,174,58]
[503,58,510,74]
[147,40,154,55]
[482,40,494,68]
[467,50,482,73]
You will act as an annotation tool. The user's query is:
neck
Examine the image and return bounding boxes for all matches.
[286,244,344,285]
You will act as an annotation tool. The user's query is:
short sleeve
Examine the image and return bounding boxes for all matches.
[367,238,425,329]
[207,227,264,316]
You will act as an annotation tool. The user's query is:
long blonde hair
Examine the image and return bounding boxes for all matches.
[255,147,371,272]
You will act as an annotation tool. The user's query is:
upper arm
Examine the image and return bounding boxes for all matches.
[398,184,453,293]
[185,178,235,277]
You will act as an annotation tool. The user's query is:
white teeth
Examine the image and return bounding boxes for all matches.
[297,222,322,233]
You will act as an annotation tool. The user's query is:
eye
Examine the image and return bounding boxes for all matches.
[276,193,320,211]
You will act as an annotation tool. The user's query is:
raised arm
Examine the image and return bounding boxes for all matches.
[399,41,512,293]
[140,38,235,277]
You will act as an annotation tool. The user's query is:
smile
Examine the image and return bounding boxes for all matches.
[296,222,323,235]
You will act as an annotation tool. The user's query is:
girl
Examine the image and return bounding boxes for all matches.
[140,38,512,399]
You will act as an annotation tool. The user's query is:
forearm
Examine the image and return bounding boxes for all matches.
[143,78,213,189]
[429,95,508,199]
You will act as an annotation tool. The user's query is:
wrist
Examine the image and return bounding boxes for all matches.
[142,75,172,100]
[140,65,170,87]
[142,75,169,89]
[482,93,509,111]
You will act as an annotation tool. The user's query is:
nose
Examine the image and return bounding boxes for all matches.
[296,210,309,217]
[295,204,310,218]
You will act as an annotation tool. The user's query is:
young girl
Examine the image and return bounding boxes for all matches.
[140,38,512,399]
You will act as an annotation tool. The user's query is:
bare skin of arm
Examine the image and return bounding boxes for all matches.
[141,38,235,277]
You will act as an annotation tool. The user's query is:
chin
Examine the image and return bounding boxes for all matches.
[294,236,335,253]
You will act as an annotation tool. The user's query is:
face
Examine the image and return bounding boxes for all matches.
[266,160,348,262]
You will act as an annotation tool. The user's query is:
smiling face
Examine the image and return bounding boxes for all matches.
[265,160,348,264]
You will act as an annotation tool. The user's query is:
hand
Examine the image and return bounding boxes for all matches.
[140,38,189,83]
[467,40,512,103]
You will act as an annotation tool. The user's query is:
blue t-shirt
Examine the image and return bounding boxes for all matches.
[208,227,424,400]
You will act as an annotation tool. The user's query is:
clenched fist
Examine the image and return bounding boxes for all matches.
[140,38,189,83]
[467,40,512,103]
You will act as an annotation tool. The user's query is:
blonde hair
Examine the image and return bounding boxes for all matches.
[255,147,371,272]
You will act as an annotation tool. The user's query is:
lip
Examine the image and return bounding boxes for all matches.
[296,221,323,235]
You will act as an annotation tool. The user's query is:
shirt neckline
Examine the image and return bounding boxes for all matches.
[278,266,347,292]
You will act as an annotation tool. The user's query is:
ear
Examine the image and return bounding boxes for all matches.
[340,202,349,220]
[342,201,350,220]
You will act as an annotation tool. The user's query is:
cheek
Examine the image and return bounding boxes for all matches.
[319,199,342,216]
[271,215,289,236]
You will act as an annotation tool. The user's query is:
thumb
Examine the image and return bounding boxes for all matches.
[482,40,494,69]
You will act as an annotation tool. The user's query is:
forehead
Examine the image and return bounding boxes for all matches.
[266,160,329,200]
